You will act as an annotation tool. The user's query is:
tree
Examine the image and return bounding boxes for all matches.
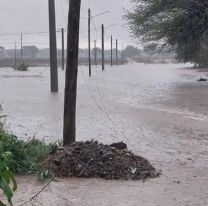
[123,45,141,58]
[125,0,208,66]
[63,0,81,145]
[22,46,39,59]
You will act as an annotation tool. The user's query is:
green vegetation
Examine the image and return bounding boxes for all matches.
[16,62,28,71]
[0,109,53,205]
[125,0,208,67]
[0,132,50,175]
[0,112,17,206]
[0,146,17,206]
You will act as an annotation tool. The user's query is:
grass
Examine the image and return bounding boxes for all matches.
[0,106,55,205]
[0,130,52,175]
[0,108,53,176]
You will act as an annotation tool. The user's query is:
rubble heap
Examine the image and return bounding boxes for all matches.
[42,140,159,180]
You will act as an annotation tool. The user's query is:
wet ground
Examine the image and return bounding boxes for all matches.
[0,63,208,205]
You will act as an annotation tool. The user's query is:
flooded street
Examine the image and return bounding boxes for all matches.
[0,63,208,205]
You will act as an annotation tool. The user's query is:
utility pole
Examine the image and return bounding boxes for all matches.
[94,40,97,64]
[20,33,23,63]
[61,28,65,70]
[122,44,124,63]
[111,35,113,66]
[116,38,118,64]
[88,8,91,76]
[101,24,104,71]
[14,42,17,69]
[48,0,58,92]
[63,0,81,145]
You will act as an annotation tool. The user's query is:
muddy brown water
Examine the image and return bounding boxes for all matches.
[0,63,208,205]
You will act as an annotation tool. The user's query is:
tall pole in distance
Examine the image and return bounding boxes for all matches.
[116,38,118,64]
[94,40,97,64]
[48,0,58,92]
[61,28,65,70]
[63,0,81,145]
[20,33,23,63]
[122,44,124,63]
[88,8,91,77]
[14,42,17,69]
[111,35,113,66]
[101,24,104,71]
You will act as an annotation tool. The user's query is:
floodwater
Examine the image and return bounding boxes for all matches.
[0,63,208,205]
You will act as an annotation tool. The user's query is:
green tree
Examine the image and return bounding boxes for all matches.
[125,0,208,66]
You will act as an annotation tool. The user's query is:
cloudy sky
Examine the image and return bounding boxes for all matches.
[0,0,135,49]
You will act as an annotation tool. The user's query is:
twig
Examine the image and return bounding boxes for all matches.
[18,179,52,206]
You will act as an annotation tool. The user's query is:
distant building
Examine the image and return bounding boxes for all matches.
[0,46,6,59]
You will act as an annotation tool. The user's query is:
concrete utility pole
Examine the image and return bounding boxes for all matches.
[88,8,91,76]
[63,0,81,145]
[116,38,118,63]
[48,0,58,92]
[14,42,17,69]
[94,40,97,64]
[61,28,65,70]
[101,24,104,71]
[111,35,113,66]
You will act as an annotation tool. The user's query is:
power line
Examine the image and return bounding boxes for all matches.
[58,0,67,26]
[0,30,61,37]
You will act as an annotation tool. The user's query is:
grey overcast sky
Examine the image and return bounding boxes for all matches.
[0,0,135,49]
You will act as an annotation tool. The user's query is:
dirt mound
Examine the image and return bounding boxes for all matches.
[42,141,159,180]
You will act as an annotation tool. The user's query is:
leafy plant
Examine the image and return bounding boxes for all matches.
[0,133,51,174]
[0,148,17,206]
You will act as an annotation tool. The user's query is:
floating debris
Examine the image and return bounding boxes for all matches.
[198,77,207,82]
[42,140,159,180]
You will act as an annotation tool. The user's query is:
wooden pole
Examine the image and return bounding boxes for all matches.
[111,35,113,66]
[20,33,23,63]
[14,42,17,69]
[63,0,81,145]
[61,28,65,70]
[101,24,104,71]
[122,44,124,63]
[88,8,91,76]
[94,40,97,64]
[48,0,58,92]
[116,38,118,64]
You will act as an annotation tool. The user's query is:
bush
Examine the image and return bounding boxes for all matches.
[16,63,28,71]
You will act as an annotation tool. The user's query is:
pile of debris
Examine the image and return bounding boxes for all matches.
[42,140,159,180]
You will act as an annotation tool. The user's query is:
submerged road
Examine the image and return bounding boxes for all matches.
[0,63,208,205]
